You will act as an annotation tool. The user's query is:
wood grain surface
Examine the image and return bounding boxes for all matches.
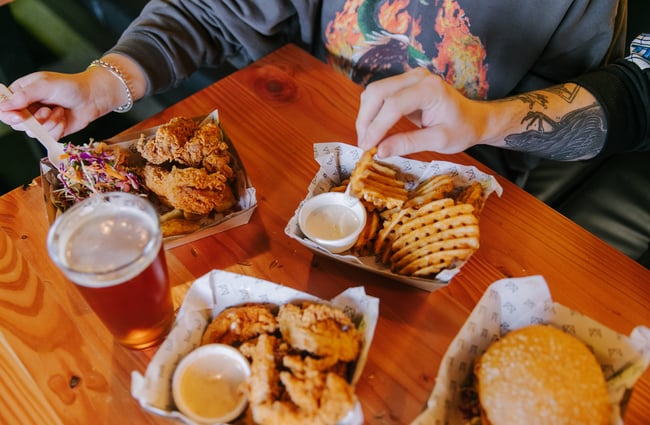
[0,44,648,425]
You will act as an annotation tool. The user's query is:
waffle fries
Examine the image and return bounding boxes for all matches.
[349,149,408,210]
[344,149,484,278]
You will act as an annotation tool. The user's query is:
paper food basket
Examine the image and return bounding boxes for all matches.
[40,110,257,248]
[131,269,380,425]
[285,142,503,292]
[410,275,650,425]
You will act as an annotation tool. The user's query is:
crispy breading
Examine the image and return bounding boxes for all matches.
[142,164,236,215]
[136,117,234,176]
[190,122,234,176]
[247,334,283,407]
[248,335,357,425]
[201,304,278,347]
[202,302,361,425]
[277,302,361,363]
[137,117,197,165]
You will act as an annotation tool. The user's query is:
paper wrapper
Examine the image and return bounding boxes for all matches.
[131,269,380,425]
[285,142,503,292]
[40,110,257,248]
[410,275,650,425]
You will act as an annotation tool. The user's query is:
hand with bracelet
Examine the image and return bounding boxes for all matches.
[0,53,145,141]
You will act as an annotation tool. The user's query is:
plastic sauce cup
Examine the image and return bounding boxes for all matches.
[172,344,251,424]
[298,191,367,254]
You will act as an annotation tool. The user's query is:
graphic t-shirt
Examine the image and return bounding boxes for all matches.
[317,0,623,100]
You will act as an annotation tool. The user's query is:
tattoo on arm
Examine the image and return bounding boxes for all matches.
[503,86,606,160]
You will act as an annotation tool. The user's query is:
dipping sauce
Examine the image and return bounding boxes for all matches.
[303,204,362,240]
[173,344,250,424]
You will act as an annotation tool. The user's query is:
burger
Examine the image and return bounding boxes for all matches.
[469,324,611,425]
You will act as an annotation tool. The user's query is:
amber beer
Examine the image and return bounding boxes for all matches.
[47,192,174,350]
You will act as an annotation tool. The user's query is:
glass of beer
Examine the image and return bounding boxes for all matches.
[47,192,174,350]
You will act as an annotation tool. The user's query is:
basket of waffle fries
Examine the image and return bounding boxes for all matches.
[410,275,650,425]
[40,110,257,248]
[285,142,502,292]
[131,269,379,425]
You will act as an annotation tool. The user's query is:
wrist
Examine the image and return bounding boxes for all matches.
[87,59,133,113]
[85,54,146,114]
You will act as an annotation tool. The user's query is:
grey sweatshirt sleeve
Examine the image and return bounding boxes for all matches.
[107,0,321,95]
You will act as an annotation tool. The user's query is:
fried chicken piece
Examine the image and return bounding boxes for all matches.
[278,302,361,362]
[137,117,197,165]
[137,117,234,176]
[283,354,341,376]
[241,303,360,425]
[191,122,234,177]
[142,164,236,215]
[250,351,356,425]
[202,304,278,347]
[279,364,356,422]
[248,334,283,407]
[319,373,357,424]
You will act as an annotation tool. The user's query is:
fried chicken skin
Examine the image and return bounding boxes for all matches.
[201,304,278,347]
[199,301,361,425]
[142,164,236,215]
[248,334,357,425]
[136,117,233,176]
[278,302,361,363]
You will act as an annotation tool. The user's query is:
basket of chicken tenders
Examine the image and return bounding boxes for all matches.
[131,270,379,425]
[285,142,502,292]
[40,110,257,248]
[410,275,650,425]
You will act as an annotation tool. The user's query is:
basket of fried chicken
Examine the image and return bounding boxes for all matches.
[40,110,257,247]
[131,270,379,425]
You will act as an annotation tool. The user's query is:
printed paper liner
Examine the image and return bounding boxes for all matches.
[131,269,380,425]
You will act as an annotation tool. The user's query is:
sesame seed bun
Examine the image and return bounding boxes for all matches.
[474,324,611,425]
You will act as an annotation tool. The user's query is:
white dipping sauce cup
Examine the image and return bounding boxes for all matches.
[172,344,250,424]
[298,191,367,254]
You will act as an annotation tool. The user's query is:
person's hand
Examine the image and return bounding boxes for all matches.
[0,54,145,141]
[356,67,488,158]
[0,71,108,141]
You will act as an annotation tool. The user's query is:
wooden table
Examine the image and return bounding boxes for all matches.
[0,44,648,425]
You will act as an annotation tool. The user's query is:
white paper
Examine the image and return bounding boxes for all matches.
[285,142,503,292]
[131,269,380,425]
[410,275,650,425]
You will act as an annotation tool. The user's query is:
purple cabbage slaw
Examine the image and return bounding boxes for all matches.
[52,140,144,210]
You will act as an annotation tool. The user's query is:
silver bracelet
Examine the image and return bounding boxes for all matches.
[88,59,134,113]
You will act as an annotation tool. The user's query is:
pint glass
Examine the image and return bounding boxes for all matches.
[47,192,174,350]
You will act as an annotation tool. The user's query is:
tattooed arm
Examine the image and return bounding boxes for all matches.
[355,70,608,160]
[496,84,607,161]
[357,34,650,160]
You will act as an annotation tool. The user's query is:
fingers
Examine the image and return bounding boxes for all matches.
[356,68,441,151]
[0,98,67,141]
[375,127,457,158]
[0,71,90,139]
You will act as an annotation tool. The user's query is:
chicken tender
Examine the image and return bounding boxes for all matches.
[247,334,283,407]
[278,302,361,362]
[248,336,356,425]
[142,164,236,215]
[201,304,278,347]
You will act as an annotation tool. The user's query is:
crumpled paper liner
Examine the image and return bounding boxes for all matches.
[285,142,503,292]
[40,110,257,249]
[410,275,650,425]
[131,269,380,425]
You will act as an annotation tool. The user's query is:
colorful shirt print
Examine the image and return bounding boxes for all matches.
[324,0,489,99]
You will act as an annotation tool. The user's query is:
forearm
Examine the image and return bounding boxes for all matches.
[478,84,606,161]
[571,59,650,156]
